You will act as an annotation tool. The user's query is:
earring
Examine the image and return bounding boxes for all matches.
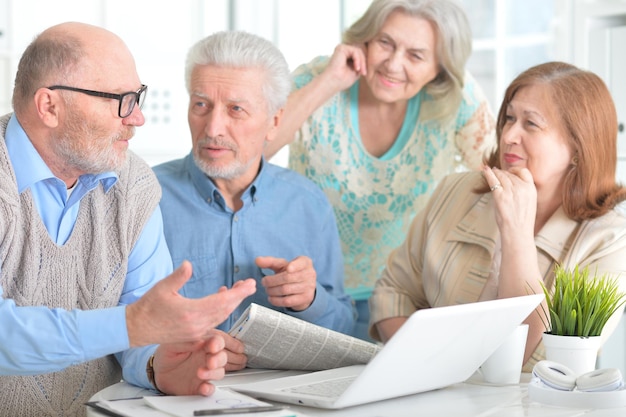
[571,155,579,165]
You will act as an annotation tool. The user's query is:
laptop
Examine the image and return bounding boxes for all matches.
[231,294,544,409]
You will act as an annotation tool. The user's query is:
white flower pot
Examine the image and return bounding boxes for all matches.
[542,333,601,376]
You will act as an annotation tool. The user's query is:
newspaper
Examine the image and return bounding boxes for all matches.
[228,303,382,371]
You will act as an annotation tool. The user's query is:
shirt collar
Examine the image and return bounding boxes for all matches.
[186,153,264,209]
[534,205,580,260]
[6,114,118,194]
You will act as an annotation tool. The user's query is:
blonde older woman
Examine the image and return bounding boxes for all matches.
[265,0,496,340]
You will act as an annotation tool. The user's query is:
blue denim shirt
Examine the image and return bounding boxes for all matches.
[154,154,355,334]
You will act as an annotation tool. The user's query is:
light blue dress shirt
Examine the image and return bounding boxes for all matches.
[154,154,355,334]
[0,114,172,389]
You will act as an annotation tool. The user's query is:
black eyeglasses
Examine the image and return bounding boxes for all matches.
[47,84,148,118]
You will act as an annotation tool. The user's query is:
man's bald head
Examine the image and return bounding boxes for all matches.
[12,22,132,114]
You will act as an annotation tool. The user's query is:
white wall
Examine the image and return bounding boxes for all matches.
[572,0,626,376]
[0,0,357,167]
[0,0,227,166]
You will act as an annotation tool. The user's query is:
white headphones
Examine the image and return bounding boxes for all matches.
[532,360,624,392]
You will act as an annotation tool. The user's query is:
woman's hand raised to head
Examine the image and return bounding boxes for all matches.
[265,43,368,160]
[323,43,367,92]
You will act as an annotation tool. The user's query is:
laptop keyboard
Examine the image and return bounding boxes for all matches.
[280,376,356,398]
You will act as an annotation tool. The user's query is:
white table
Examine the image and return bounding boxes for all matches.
[88,370,626,417]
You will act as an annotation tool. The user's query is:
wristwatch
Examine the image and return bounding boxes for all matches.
[146,354,162,393]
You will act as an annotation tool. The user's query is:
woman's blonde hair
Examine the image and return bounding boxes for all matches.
[343,0,472,122]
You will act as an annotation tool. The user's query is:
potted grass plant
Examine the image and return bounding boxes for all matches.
[539,264,626,375]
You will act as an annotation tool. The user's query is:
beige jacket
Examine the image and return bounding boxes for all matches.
[370,171,626,369]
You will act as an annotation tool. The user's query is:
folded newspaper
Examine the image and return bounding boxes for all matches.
[228,303,382,371]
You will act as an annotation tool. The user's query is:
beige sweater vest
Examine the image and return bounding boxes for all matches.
[0,114,161,417]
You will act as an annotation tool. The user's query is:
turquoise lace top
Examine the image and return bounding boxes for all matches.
[288,57,496,300]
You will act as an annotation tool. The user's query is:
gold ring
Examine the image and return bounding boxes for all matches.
[490,183,501,192]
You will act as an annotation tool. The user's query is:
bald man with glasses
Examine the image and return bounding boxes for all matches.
[0,22,256,417]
